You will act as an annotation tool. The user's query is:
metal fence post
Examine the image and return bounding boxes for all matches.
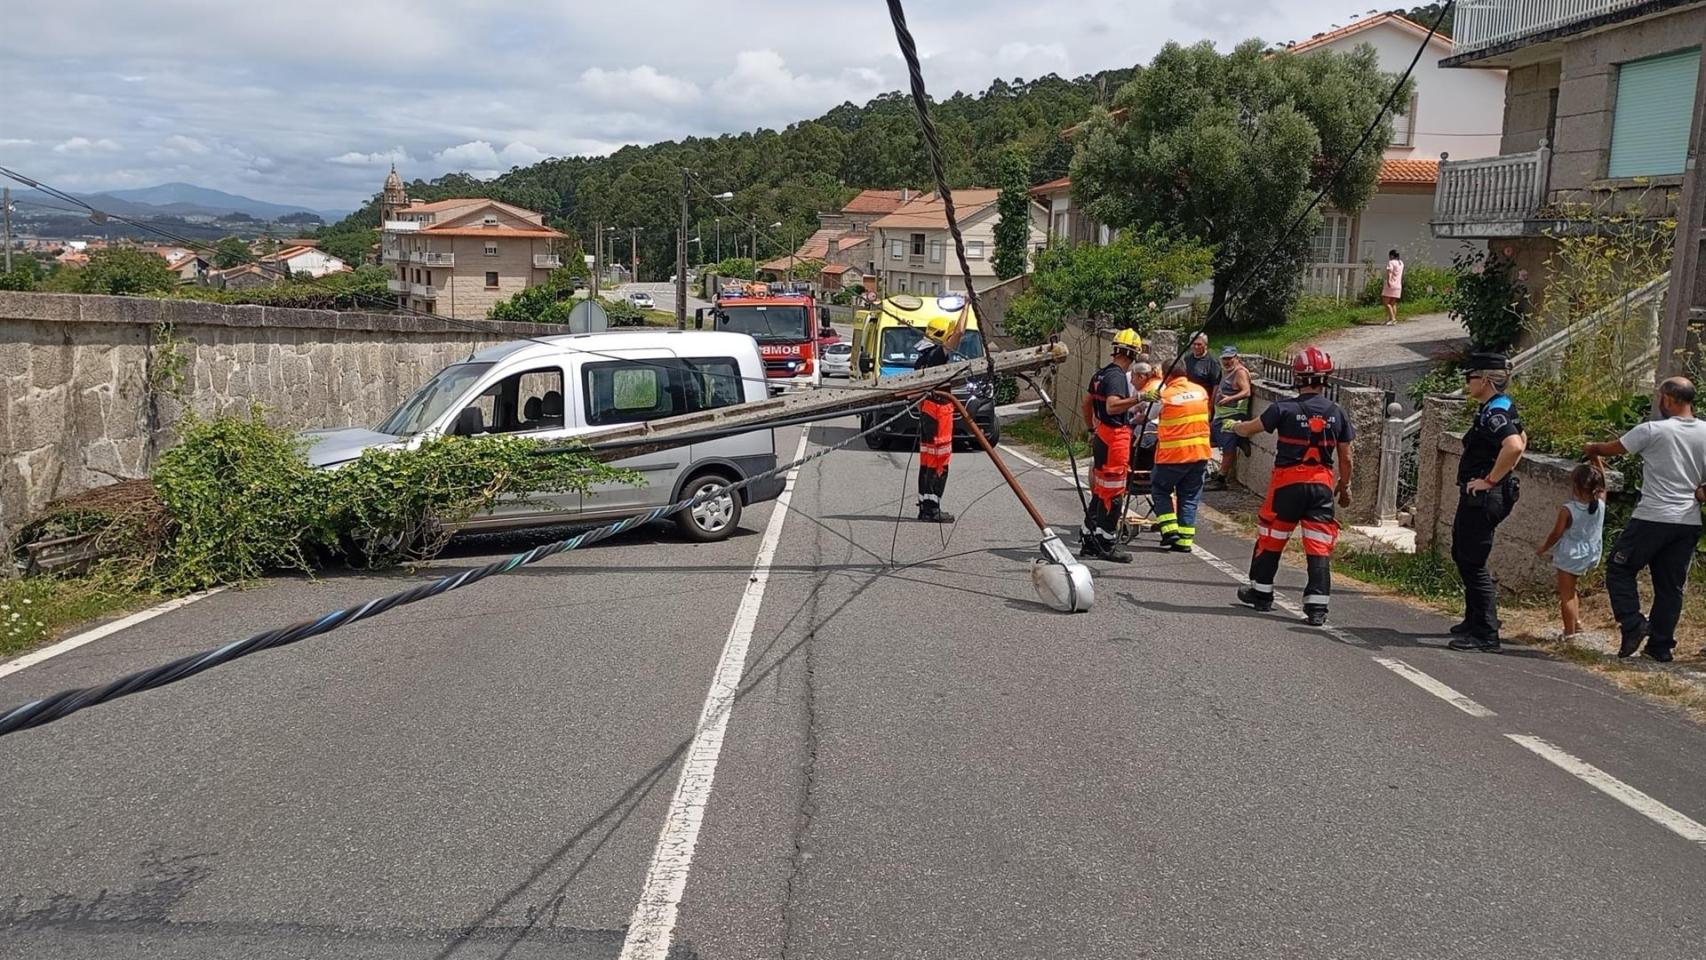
[1377,404,1404,524]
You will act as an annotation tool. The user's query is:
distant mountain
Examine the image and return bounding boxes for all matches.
[104,182,329,221]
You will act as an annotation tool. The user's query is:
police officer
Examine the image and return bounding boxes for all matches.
[1230,346,1354,626]
[1080,329,1146,563]
[913,309,969,523]
[1449,352,1526,651]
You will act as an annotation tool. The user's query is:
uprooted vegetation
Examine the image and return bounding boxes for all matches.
[7,410,636,644]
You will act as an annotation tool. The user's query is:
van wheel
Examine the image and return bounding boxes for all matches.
[677,473,742,542]
[862,414,888,450]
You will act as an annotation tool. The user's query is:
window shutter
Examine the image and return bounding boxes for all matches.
[1608,48,1701,178]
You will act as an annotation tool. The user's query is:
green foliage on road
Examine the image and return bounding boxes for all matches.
[993,149,1033,282]
[1071,40,1409,328]
[1003,230,1213,345]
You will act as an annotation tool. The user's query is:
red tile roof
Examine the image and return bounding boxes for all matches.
[1029,176,1072,197]
[1282,13,1448,56]
[871,189,1002,230]
[418,226,565,238]
[1378,158,1438,186]
[841,189,912,214]
[821,263,856,275]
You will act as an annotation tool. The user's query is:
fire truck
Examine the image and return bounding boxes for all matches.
[696,281,833,393]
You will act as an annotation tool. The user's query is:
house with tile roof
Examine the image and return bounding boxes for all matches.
[378,180,566,319]
[262,245,349,279]
[870,189,1048,295]
[760,189,919,281]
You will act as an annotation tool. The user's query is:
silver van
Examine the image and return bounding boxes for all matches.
[303,330,783,542]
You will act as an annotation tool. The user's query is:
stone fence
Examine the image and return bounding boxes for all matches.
[0,291,564,541]
[1413,395,1624,590]
[1229,375,1389,526]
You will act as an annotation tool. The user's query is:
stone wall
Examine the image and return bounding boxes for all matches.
[1047,322,1181,436]
[1230,374,1389,526]
[0,291,563,540]
[1413,394,1624,590]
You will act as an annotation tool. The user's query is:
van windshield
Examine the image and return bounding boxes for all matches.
[880,328,984,366]
[377,362,494,436]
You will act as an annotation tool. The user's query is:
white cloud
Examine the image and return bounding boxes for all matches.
[147,134,211,160]
[51,137,121,154]
[434,140,552,173]
[578,65,700,105]
[0,138,34,146]
[709,50,887,121]
[328,147,412,166]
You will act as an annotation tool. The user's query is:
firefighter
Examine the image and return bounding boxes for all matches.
[1148,357,1214,552]
[913,309,969,523]
[1080,329,1146,562]
[1230,346,1355,626]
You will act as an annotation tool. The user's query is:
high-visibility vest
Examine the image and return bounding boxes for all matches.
[1155,376,1212,464]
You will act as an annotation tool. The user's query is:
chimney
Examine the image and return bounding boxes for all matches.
[828,236,840,258]
[901,188,910,203]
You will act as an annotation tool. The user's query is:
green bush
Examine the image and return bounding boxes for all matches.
[1003,229,1212,345]
[1358,263,1454,306]
[1407,356,1467,408]
[1445,247,1527,350]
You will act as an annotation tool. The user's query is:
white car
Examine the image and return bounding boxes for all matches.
[821,340,853,378]
[628,291,656,309]
[303,331,781,542]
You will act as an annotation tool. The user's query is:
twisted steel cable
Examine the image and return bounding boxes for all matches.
[0,396,937,738]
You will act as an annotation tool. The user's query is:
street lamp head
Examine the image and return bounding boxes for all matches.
[713,192,735,201]
[770,221,782,228]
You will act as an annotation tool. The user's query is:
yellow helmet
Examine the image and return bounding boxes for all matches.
[1112,328,1143,355]
[924,315,956,343]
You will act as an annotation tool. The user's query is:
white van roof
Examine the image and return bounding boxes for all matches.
[465,329,760,366]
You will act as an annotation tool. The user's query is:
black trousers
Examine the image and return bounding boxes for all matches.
[1606,518,1701,655]
[1451,481,1516,639]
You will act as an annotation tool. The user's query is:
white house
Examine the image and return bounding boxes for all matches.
[871,190,1049,295]
[266,244,349,279]
[1281,13,1507,293]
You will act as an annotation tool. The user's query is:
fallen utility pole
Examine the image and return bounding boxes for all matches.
[568,343,1068,462]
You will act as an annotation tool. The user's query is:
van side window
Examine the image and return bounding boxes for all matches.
[457,366,565,435]
[582,357,744,426]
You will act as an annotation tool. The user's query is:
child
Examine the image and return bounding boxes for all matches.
[1535,463,1608,638]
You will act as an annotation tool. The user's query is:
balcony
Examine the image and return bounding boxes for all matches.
[1450,0,1652,61]
[533,254,562,269]
[410,283,438,300]
[409,251,454,266]
[386,278,409,294]
[1432,144,1555,239]
[382,220,421,233]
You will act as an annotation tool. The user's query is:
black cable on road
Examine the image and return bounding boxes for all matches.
[0,394,943,739]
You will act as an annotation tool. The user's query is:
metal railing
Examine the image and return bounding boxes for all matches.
[410,251,454,266]
[1302,262,1365,300]
[533,254,562,269]
[1433,144,1551,229]
[1249,355,1397,409]
[410,283,438,300]
[386,278,408,294]
[1452,0,1648,55]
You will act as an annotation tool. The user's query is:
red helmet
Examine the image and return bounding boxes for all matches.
[1293,346,1334,378]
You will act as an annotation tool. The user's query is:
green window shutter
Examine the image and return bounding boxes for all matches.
[1608,47,1701,178]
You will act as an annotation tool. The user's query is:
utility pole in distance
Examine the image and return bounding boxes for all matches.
[592,219,602,299]
[677,170,690,329]
[2,186,12,274]
[1658,52,1706,387]
[631,227,639,284]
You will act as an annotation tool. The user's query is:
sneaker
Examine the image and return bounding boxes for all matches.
[1237,587,1273,612]
[1448,621,1473,636]
[1159,532,1180,548]
[1448,634,1501,652]
[1304,606,1329,627]
[1618,623,1648,658]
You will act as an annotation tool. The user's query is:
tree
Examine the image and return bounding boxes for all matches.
[715,257,755,279]
[993,148,1033,281]
[1001,229,1213,345]
[1394,4,1452,37]
[77,247,177,296]
[214,235,251,269]
[0,257,44,291]
[317,229,377,266]
[277,211,325,227]
[1071,40,1408,326]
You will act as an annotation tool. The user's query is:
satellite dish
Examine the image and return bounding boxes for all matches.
[565,299,610,334]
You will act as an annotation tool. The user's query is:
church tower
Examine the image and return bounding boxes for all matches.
[380,164,407,224]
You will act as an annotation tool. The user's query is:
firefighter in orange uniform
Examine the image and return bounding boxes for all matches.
[1080,329,1146,562]
[1230,346,1355,626]
[1150,357,1214,552]
[913,310,969,523]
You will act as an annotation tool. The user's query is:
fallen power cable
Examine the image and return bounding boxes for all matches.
[0,397,947,738]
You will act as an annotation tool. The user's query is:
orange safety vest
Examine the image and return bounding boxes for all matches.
[1154,376,1212,464]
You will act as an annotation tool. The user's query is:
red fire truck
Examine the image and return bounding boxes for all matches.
[696,282,832,393]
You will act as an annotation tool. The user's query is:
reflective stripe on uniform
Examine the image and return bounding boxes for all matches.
[1247,581,1274,593]
[1300,528,1336,544]
[1158,413,1210,427]
[920,493,940,503]
[1302,593,1329,606]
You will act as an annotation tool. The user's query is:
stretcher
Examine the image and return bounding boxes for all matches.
[1117,437,1160,544]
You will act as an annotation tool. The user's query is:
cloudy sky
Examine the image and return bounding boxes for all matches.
[0,0,1375,212]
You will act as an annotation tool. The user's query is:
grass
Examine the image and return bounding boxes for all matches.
[1334,547,1464,603]
[1206,293,1447,359]
[0,572,158,659]
[1004,411,1089,462]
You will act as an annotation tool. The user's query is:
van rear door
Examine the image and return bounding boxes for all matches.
[572,349,683,517]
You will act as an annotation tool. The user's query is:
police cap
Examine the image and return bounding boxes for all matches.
[1467,351,1510,371]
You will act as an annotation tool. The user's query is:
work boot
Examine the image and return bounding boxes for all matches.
[1102,543,1133,564]
[1618,623,1649,659]
[1448,621,1473,635]
[1169,540,1193,553]
[1237,586,1273,612]
[1304,606,1329,627]
[918,505,955,524]
[1206,476,1228,491]
[1078,535,1107,559]
[1448,634,1501,652]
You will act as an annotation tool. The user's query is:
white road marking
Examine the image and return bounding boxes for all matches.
[1373,657,1497,718]
[1506,734,1706,846]
[0,588,225,681]
[618,430,811,960]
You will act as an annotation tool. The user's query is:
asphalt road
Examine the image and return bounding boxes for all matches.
[610,282,712,320]
[4,420,1706,959]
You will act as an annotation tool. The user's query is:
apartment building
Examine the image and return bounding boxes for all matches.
[1432,0,1704,294]
[378,168,565,319]
[871,189,1048,295]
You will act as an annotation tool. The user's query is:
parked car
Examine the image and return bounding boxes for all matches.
[820,341,852,378]
[629,291,655,309]
[570,277,588,291]
[302,331,781,542]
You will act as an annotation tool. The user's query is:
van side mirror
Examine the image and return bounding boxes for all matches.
[452,407,485,436]
[858,357,874,374]
[694,308,704,330]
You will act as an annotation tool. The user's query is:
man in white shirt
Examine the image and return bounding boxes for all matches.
[1584,378,1706,662]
